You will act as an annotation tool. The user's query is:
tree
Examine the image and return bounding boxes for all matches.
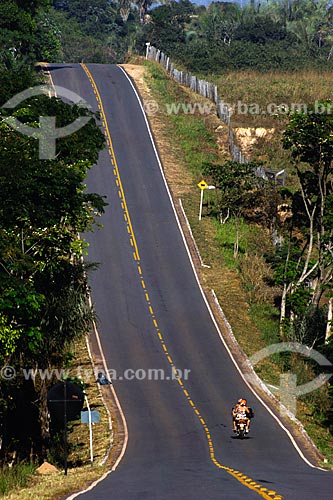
[203,160,265,258]
[0,1,54,60]
[280,101,333,337]
[0,95,106,458]
[200,2,241,46]
[234,13,288,44]
[144,0,194,54]
[134,0,154,24]
[263,0,332,51]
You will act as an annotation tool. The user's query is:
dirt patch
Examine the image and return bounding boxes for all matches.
[120,64,149,93]
[36,463,59,475]
[234,127,275,156]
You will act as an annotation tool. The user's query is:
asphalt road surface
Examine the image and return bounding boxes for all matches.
[49,63,333,500]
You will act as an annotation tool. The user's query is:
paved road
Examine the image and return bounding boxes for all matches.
[49,63,333,499]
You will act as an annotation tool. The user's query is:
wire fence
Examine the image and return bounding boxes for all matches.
[146,44,286,186]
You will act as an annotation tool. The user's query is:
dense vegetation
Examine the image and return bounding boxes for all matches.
[141,0,333,71]
[6,0,328,71]
[0,0,106,473]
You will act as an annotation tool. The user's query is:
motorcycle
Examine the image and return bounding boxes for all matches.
[234,413,249,439]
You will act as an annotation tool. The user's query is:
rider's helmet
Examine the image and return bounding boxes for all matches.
[240,398,247,406]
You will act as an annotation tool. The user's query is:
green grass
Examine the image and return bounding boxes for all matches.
[214,218,265,268]
[248,303,282,386]
[0,463,36,496]
[250,303,280,346]
[2,337,112,499]
[145,61,218,174]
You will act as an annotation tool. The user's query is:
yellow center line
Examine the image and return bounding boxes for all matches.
[81,63,140,263]
[81,63,283,500]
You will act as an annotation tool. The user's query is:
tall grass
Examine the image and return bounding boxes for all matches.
[214,69,333,121]
[0,463,36,496]
[209,69,333,168]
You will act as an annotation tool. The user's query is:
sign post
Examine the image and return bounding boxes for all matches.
[197,180,208,221]
[81,404,100,464]
[197,180,215,220]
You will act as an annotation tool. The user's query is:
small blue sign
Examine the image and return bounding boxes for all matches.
[81,410,100,424]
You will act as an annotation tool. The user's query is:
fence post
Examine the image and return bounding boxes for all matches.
[147,45,250,167]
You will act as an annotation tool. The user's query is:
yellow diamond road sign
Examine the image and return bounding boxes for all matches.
[198,180,208,190]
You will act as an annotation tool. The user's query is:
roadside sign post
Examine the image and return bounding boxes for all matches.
[197,180,215,220]
[81,403,100,464]
[85,395,93,464]
[145,42,151,59]
[198,180,208,220]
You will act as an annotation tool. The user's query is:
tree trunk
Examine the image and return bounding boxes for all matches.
[35,378,50,459]
[325,297,333,343]
[233,216,239,259]
[280,282,288,338]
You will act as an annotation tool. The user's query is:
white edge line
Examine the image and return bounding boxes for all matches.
[89,307,129,472]
[65,305,129,500]
[84,322,113,466]
[118,64,328,472]
[179,198,211,268]
[64,100,129,500]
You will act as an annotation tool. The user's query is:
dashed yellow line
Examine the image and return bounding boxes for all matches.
[81,63,140,263]
[81,63,284,500]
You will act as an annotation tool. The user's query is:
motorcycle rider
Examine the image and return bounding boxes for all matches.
[232,398,251,433]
